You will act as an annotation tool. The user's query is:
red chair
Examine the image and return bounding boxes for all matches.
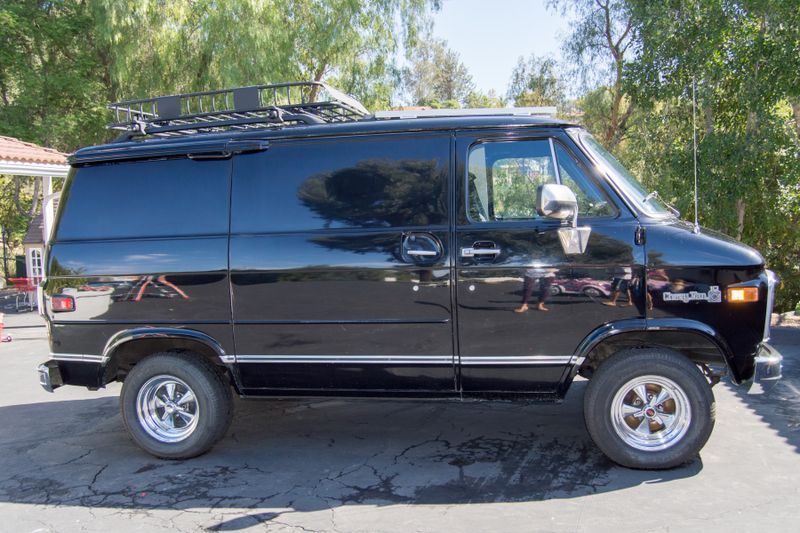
[8,278,38,311]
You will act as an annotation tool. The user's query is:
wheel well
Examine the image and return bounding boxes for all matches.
[578,330,729,380]
[103,337,228,384]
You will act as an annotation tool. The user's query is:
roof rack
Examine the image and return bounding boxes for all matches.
[373,107,557,120]
[108,81,370,141]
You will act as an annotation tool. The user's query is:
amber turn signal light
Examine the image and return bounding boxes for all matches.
[727,287,759,303]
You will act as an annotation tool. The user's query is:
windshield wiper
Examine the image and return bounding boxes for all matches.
[643,190,659,202]
[643,190,680,217]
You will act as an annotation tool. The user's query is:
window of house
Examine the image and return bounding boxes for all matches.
[29,248,43,281]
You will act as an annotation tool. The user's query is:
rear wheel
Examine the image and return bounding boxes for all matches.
[583,349,715,469]
[121,352,233,459]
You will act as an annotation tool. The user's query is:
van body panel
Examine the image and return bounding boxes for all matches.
[229,133,456,392]
[453,130,645,393]
[44,158,235,359]
[644,221,767,381]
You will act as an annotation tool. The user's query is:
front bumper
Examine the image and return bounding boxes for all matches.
[747,342,783,395]
[38,361,63,393]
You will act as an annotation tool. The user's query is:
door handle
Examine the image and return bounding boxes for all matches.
[461,247,502,258]
[402,232,442,262]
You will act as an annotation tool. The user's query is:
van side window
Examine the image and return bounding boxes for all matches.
[55,159,230,240]
[467,139,616,222]
[554,143,616,217]
[468,140,556,221]
[232,135,449,233]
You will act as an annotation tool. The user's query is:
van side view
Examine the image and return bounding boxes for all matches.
[38,82,782,469]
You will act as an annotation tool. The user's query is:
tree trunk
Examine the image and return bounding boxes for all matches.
[704,106,714,134]
[735,199,746,241]
[29,177,41,220]
[307,63,328,102]
[792,101,800,140]
[746,111,758,134]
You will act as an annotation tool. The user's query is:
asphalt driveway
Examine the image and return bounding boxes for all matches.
[0,310,798,532]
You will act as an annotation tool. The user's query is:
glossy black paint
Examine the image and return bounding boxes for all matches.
[644,220,767,382]
[45,117,770,399]
[454,130,645,392]
[229,134,455,392]
[45,157,235,360]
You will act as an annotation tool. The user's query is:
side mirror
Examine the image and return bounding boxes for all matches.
[537,183,589,254]
[536,183,578,223]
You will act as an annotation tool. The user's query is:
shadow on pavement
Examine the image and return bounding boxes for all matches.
[726,326,800,453]
[0,381,702,529]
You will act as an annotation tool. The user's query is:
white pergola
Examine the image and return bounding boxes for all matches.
[0,136,69,282]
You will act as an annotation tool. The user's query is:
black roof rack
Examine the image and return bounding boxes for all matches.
[108,81,371,141]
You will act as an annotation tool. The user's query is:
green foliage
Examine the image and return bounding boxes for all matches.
[403,38,474,107]
[0,0,439,151]
[580,0,800,311]
[507,55,566,108]
[464,90,506,109]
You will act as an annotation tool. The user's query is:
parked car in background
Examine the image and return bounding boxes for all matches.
[550,277,612,298]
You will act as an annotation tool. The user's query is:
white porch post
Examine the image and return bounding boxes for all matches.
[43,175,54,245]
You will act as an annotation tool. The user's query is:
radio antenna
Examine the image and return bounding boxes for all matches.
[692,76,700,234]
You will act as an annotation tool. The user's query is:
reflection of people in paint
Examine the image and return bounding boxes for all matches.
[515,267,557,313]
[603,266,633,307]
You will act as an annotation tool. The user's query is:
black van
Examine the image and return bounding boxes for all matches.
[38,82,782,469]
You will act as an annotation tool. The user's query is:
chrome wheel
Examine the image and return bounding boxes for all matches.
[610,375,691,451]
[136,375,199,443]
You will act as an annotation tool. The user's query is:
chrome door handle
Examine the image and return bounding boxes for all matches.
[461,247,502,257]
[406,249,438,257]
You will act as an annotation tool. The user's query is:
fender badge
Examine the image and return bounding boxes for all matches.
[663,285,722,303]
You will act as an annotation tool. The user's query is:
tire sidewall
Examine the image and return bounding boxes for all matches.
[121,353,231,459]
[584,350,715,469]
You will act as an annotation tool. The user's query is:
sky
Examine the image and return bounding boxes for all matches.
[430,0,571,98]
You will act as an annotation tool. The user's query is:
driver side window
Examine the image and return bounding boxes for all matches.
[467,138,616,222]
[468,140,556,221]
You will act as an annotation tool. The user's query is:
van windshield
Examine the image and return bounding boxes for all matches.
[567,128,674,217]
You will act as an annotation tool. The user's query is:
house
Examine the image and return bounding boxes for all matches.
[0,136,69,284]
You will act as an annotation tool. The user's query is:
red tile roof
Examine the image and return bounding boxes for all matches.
[0,136,67,166]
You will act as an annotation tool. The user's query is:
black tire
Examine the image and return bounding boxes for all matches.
[582,286,601,298]
[120,352,233,459]
[583,348,715,469]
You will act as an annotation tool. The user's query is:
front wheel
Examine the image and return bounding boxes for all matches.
[583,349,715,469]
[120,352,233,459]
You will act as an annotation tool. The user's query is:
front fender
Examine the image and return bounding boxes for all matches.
[567,317,738,382]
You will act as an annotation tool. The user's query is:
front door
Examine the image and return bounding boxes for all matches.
[230,134,456,394]
[455,130,645,394]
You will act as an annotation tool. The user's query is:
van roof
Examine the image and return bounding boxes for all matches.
[71,114,578,165]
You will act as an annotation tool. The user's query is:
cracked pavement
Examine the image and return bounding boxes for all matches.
[1,311,798,532]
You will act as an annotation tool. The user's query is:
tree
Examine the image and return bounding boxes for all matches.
[403,38,474,107]
[464,89,506,109]
[507,55,566,108]
[0,0,441,153]
[549,0,636,149]
[619,0,800,311]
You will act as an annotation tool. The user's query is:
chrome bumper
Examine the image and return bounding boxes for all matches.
[37,361,62,393]
[747,342,783,395]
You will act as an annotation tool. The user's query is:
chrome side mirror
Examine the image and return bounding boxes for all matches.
[537,183,590,254]
[536,183,578,224]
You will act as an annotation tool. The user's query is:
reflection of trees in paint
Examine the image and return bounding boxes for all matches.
[298,159,447,230]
